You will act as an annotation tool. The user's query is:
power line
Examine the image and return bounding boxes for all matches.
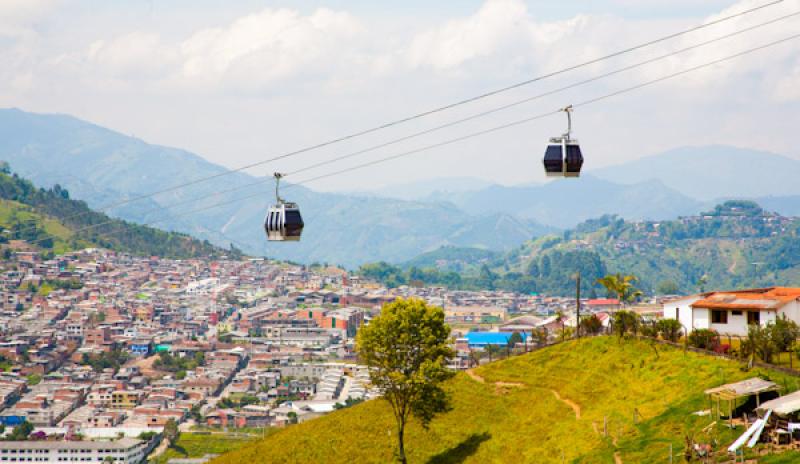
[22,0,784,231]
[284,9,800,178]
[36,7,794,231]
[287,33,800,189]
[21,31,800,251]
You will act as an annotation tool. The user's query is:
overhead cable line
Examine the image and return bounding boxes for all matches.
[285,33,800,189]
[23,31,800,249]
[47,7,795,224]
[284,9,800,178]
[25,0,785,231]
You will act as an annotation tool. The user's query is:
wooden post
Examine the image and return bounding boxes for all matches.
[669,443,673,464]
[729,399,733,429]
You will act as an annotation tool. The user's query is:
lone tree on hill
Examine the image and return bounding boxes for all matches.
[596,273,643,305]
[357,298,454,464]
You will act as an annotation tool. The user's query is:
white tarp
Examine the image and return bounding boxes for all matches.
[759,391,800,416]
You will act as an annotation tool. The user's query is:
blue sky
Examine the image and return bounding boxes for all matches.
[1,0,798,191]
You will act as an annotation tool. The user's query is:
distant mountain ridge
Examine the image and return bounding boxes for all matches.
[426,175,703,229]
[0,167,227,259]
[4,107,798,267]
[591,145,800,200]
[0,108,553,267]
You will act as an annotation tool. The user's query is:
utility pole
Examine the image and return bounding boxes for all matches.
[575,271,581,338]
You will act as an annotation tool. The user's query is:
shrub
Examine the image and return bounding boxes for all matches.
[656,319,683,343]
[743,324,778,364]
[612,311,640,339]
[579,314,603,335]
[688,329,719,351]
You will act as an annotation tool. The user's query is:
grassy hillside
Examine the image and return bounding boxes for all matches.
[211,337,800,463]
[0,168,234,259]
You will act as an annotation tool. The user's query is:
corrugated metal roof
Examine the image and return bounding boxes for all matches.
[758,390,800,416]
[693,287,800,311]
[705,377,780,399]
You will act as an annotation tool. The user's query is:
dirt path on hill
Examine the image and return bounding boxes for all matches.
[465,369,525,394]
[465,369,485,383]
[551,389,581,419]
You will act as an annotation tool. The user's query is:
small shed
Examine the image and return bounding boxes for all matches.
[705,377,781,426]
[758,390,800,418]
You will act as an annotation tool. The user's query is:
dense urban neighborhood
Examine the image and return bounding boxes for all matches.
[3,235,800,462]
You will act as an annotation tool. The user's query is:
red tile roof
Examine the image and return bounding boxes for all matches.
[586,299,620,306]
[692,287,800,311]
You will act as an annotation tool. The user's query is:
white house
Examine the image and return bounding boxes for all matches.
[663,287,800,336]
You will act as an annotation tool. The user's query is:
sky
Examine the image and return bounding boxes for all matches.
[1,0,799,191]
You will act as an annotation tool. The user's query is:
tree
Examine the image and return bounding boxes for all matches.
[507,332,523,349]
[8,420,34,440]
[771,315,800,353]
[612,311,640,339]
[163,418,179,447]
[484,344,503,362]
[356,299,454,464]
[596,273,643,304]
[579,314,603,335]
[656,319,683,343]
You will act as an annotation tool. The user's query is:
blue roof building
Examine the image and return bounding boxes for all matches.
[465,332,527,348]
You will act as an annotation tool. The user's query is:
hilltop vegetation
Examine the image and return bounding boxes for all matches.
[211,337,800,463]
[363,200,800,296]
[0,165,235,259]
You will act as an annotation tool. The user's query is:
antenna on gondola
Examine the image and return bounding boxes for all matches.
[264,173,304,242]
[543,105,583,178]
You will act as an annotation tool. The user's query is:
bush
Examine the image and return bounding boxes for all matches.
[743,324,778,364]
[771,316,800,352]
[639,321,658,338]
[688,329,719,351]
[656,319,683,343]
[579,314,603,335]
[612,311,640,339]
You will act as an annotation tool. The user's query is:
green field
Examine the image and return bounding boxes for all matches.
[210,336,800,463]
[152,432,261,464]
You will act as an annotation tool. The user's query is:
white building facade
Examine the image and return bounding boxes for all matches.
[662,288,800,336]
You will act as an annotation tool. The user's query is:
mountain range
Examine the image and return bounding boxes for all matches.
[3,107,800,267]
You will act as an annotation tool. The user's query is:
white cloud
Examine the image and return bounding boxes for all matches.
[178,7,363,89]
[405,0,530,70]
[0,0,798,189]
[0,0,58,38]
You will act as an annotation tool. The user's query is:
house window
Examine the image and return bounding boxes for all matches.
[732,311,742,316]
[711,310,728,324]
[748,311,761,326]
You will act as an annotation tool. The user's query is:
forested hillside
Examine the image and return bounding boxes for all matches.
[362,200,800,296]
[0,165,234,259]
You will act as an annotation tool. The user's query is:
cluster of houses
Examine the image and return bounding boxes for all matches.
[5,240,800,462]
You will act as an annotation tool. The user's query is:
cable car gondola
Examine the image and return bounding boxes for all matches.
[543,105,583,178]
[265,173,304,241]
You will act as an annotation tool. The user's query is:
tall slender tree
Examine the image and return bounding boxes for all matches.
[357,299,454,464]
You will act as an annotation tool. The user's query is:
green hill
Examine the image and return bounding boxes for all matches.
[0,167,234,259]
[210,337,800,463]
[378,200,800,296]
